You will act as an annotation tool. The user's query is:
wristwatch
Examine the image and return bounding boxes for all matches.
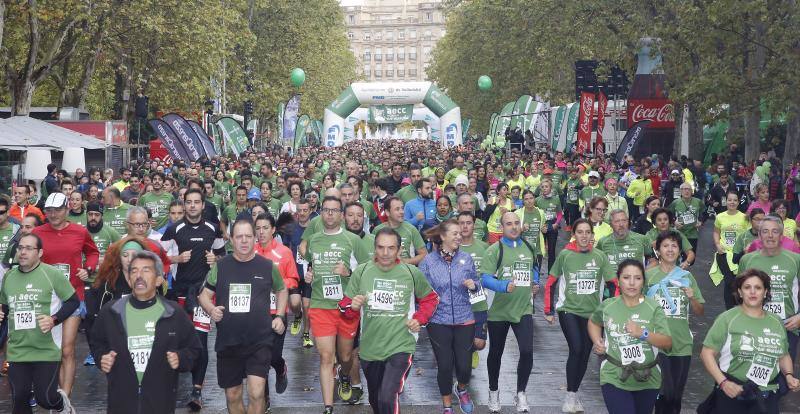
[639,327,649,341]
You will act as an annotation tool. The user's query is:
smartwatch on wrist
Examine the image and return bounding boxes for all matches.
[639,327,649,341]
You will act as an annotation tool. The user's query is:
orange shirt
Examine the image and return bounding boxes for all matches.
[9,203,44,222]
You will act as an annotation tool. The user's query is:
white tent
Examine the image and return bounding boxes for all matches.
[0,116,105,150]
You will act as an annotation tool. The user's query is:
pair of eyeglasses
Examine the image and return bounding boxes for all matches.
[322,208,341,215]
[127,222,149,229]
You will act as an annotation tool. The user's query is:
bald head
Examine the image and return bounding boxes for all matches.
[324,188,341,199]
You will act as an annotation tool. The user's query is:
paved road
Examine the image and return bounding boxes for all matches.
[1,222,799,413]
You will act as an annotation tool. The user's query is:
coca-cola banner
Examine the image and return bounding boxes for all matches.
[575,91,594,155]
[627,99,674,128]
[596,91,607,155]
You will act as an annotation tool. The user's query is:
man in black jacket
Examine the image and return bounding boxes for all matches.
[91,250,201,414]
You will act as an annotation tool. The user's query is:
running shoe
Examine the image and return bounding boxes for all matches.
[57,389,76,413]
[487,390,500,413]
[28,391,37,408]
[347,386,364,405]
[323,405,334,414]
[514,391,529,412]
[275,365,288,394]
[187,387,203,411]
[290,316,302,335]
[302,332,314,348]
[337,374,353,401]
[573,393,585,412]
[456,386,474,414]
[84,353,96,366]
[561,391,576,413]
[471,351,479,369]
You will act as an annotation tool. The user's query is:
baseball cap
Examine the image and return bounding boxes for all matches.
[588,171,600,179]
[86,201,102,213]
[247,188,262,200]
[670,169,681,175]
[454,175,468,186]
[44,192,68,208]
[543,168,554,175]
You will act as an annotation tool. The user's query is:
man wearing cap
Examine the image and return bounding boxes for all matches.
[579,171,606,214]
[32,192,100,396]
[662,169,685,207]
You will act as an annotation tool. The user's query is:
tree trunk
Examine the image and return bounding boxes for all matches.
[113,63,128,120]
[687,104,704,161]
[744,104,761,163]
[786,102,800,162]
[0,0,6,51]
[10,78,35,116]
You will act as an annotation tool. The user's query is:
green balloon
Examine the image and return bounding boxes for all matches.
[477,75,492,91]
[290,68,306,87]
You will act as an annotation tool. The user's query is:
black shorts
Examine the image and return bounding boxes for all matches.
[216,343,271,388]
[353,323,361,349]
[299,276,312,299]
[288,287,301,296]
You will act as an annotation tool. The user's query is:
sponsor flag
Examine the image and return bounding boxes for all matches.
[148,119,189,161]
[596,91,607,155]
[551,105,567,149]
[283,95,301,141]
[615,120,651,164]
[294,115,310,150]
[162,113,204,161]
[575,91,594,155]
[186,119,218,158]
[462,118,471,140]
[531,101,550,144]
[277,102,285,145]
[564,102,581,153]
[216,117,249,156]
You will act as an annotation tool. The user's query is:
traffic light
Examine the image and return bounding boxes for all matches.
[244,101,253,116]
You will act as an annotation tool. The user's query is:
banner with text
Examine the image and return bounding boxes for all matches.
[368,104,414,124]
[576,91,595,155]
[216,117,249,156]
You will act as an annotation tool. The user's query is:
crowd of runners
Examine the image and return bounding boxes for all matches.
[0,138,799,414]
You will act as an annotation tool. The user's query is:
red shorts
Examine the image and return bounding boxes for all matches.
[308,308,359,339]
[178,296,213,333]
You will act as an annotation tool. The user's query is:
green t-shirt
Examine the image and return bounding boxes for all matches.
[549,249,615,318]
[645,227,693,254]
[739,250,800,321]
[733,230,758,256]
[103,202,132,234]
[0,263,76,362]
[461,240,490,312]
[301,216,325,242]
[125,300,165,383]
[645,267,705,356]
[479,240,537,323]
[596,232,651,278]
[535,194,562,223]
[264,198,282,218]
[67,211,87,227]
[345,262,433,361]
[306,229,369,309]
[373,222,425,259]
[222,204,247,232]
[473,219,488,242]
[90,225,122,270]
[514,207,545,254]
[137,192,174,230]
[580,185,606,205]
[591,296,670,391]
[668,197,704,239]
[445,168,468,184]
[358,233,376,259]
[396,185,417,204]
[0,223,18,262]
[703,307,788,391]
[565,178,582,205]
[206,194,224,215]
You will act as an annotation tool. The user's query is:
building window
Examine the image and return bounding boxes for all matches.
[409,68,418,77]
[409,49,417,61]
[347,32,354,40]
[364,31,371,41]
[398,31,405,40]
[375,70,382,78]
[424,30,432,39]
[374,48,382,62]
[386,69,393,77]
[374,31,382,40]
[386,31,394,41]
[363,50,371,61]
[386,47,393,62]
[425,12,432,22]
[348,15,355,24]
[398,69,405,78]
[409,30,417,39]
[423,46,431,57]
[397,46,405,61]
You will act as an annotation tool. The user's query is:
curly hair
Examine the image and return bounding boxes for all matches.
[93,235,151,290]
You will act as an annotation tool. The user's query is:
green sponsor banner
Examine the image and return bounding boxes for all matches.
[551,105,567,149]
[327,86,360,118]
[216,117,249,156]
[368,104,413,124]
[423,84,457,116]
[564,103,580,153]
[462,118,471,140]
[495,101,515,137]
[294,115,310,150]
[209,122,223,154]
[512,95,533,130]
[277,102,285,144]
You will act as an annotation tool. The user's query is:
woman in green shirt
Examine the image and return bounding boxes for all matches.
[589,259,672,414]
[700,269,800,413]
[645,208,696,269]
[645,231,704,414]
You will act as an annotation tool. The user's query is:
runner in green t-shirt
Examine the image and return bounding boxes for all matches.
[0,233,79,413]
[588,260,672,413]
[478,211,539,412]
[137,173,174,230]
[596,210,651,279]
[87,208,122,268]
[667,183,704,250]
[102,188,132,235]
[644,230,705,413]
[341,228,436,414]
[0,199,18,262]
[373,197,426,265]
[646,208,695,269]
[514,190,546,257]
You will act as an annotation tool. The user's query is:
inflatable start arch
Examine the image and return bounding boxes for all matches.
[323,82,462,147]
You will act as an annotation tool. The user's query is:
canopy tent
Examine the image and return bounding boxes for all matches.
[0,116,105,150]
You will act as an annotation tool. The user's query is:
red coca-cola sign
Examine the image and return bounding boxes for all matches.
[627,99,675,128]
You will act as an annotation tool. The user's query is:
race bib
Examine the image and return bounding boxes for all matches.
[193,306,211,324]
[512,261,531,287]
[544,211,556,221]
[680,211,695,225]
[575,270,597,295]
[322,276,343,300]
[128,335,154,374]
[657,287,683,317]
[723,231,737,247]
[673,189,681,199]
[54,263,70,280]
[746,354,776,387]
[619,343,646,365]
[568,189,578,202]
[270,292,277,311]
[229,283,252,313]
[370,279,396,311]
[763,292,785,319]
[468,284,487,304]
[13,302,35,330]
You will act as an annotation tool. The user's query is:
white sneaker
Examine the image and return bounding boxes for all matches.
[514,391,530,412]
[57,388,76,414]
[562,391,576,413]
[488,389,501,413]
[573,393,585,412]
